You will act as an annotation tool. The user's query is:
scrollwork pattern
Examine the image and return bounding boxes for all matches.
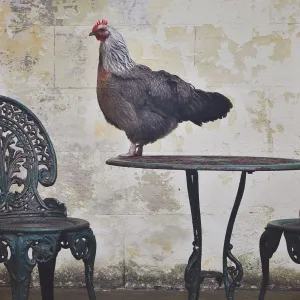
[226,244,243,299]
[184,246,201,299]
[68,229,96,261]
[0,239,9,263]
[67,229,97,300]
[0,96,65,217]
[31,236,58,264]
[0,229,96,300]
[284,232,300,264]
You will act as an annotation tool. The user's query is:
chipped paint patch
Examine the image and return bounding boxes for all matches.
[134,170,180,213]
[185,123,193,134]
[246,91,279,151]
[271,0,300,24]
[94,119,120,138]
[276,124,284,134]
[228,109,237,126]
[195,25,292,86]
[0,11,54,90]
[218,174,233,185]
[146,0,173,25]
[205,119,221,130]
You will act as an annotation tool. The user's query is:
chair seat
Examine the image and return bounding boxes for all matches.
[0,96,97,300]
[0,217,89,233]
[267,218,300,233]
[259,218,300,300]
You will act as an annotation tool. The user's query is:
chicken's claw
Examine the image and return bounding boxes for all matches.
[136,144,143,156]
[118,143,143,157]
[118,152,136,158]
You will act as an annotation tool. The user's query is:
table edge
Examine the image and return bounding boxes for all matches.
[106,158,300,172]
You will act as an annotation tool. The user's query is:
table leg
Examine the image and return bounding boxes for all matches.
[223,171,247,300]
[185,170,202,300]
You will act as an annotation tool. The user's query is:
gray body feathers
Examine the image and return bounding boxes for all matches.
[97,64,233,145]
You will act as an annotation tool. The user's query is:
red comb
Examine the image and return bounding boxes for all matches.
[92,19,108,31]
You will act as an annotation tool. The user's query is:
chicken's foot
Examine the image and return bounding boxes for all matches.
[136,144,143,156]
[119,143,143,157]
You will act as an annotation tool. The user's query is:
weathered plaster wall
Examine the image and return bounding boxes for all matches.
[0,0,300,291]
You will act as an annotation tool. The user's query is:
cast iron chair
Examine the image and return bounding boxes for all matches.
[258,218,300,299]
[0,95,97,300]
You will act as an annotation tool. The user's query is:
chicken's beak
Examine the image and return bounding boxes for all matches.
[89,32,95,36]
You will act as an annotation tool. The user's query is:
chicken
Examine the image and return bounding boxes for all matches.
[89,19,233,157]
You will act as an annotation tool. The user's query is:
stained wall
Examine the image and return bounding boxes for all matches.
[0,0,299,290]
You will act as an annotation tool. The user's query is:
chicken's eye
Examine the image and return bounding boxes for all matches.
[99,28,105,32]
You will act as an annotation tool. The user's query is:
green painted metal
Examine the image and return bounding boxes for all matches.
[106,155,300,171]
[259,218,300,299]
[266,218,300,232]
[0,95,62,218]
[106,154,300,300]
[0,95,97,300]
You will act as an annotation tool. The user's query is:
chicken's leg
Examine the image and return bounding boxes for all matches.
[119,143,138,157]
[119,143,144,157]
[136,144,143,156]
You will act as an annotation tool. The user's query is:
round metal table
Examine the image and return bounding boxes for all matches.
[106,155,300,300]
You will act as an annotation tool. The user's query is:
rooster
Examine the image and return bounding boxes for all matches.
[89,19,233,157]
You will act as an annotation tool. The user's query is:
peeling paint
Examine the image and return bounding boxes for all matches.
[1,0,300,291]
[134,171,180,213]
[228,109,237,126]
[282,91,299,104]
[276,124,284,134]
[272,0,300,24]
[164,26,188,40]
[146,0,173,25]
[218,174,233,185]
[205,119,221,130]
[246,91,281,151]
[0,3,54,91]
[195,25,292,86]
[145,44,186,75]
[125,260,187,289]
[127,245,140,257]
[185,123,193,134]
[94,119,120,138]
[171,134,184,152]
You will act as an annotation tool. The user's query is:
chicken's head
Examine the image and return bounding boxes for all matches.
[89,19,110,41]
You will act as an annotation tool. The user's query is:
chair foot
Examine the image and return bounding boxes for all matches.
[258,228,282,300]
[67,229,97,300]
[38,254,59,300]
[185,170,202,300]
[185,246,202,300]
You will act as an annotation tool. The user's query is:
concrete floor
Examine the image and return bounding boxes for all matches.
[0,288,299,300]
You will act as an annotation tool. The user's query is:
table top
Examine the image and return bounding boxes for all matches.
[106,155,300,172]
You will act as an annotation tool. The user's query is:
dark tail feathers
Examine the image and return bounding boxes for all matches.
[189,90,233,126]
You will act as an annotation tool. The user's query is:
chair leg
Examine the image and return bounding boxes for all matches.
[83,241,96,300]
[68,229,97,300]
[284,231,300,264]
[4,237,35,300]
[38,254,58,300]
[258,228,282,300]
[2,233,60,300]
[184,170,202,300]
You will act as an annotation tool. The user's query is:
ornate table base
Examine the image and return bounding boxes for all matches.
[106,155,300,300]
[185,171,248,300]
